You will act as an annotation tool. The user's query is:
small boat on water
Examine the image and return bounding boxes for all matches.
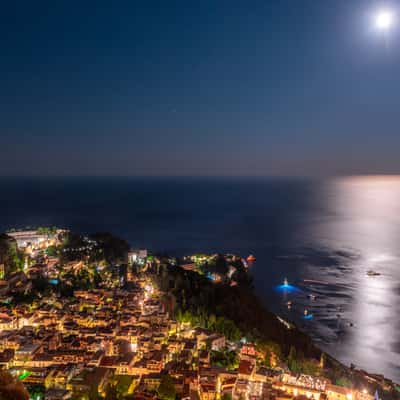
[308,294,317,301]
[303,309,313,319]
[366,270,381,276]
[247,254,256,262]
[283,277,289,286]
[287,300,292,308]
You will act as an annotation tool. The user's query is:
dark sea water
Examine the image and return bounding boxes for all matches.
[1,177,399,382]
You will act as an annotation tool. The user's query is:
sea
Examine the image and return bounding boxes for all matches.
[1,176,399,382]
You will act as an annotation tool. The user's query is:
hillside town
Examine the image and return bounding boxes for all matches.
[0,229,397,400]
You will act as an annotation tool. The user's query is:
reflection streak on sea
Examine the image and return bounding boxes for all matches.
[271,177,400,380]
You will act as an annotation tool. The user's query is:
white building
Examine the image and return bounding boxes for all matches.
[128,249,148,264]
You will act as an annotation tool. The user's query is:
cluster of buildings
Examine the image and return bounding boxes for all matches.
[7,229,65,254]
[0,229,382,400]
[0,275,376,400]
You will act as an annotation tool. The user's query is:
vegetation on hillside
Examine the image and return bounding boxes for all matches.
[152,263,320,360]
[0,234,24,277]
[211,349,239,370]
[59,231,129,265]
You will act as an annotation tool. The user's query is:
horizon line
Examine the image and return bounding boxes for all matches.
[1,174,400,180]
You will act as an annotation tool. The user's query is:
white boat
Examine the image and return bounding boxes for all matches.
[366,270,381,276]
[284,277,289,286]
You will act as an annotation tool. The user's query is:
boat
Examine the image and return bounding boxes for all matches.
[303,309,313,319]
[287,301,292,308]
[366,270,381,276]
[308,294,317,301]
[283,277,289,286]
[247,254,256,262]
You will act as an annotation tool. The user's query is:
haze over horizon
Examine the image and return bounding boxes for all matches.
[1,0,400,177]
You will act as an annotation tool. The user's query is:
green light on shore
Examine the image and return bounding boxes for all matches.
[18,370,30,380]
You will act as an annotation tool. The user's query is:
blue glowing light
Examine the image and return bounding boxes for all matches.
[275,283,301,294]
[49,279,59,285]
[303,314,314,320]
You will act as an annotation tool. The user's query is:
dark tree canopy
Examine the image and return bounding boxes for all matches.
[90,232,130,264]
[0,234,24,277]
[0,371,29,400]
[157,374,176,400]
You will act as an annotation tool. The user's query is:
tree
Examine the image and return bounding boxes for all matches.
[208,314,217,330]
[298,358,319,375]
[0,371,29,400]
[211,350,239,370]
[288,346,298,372]
[158,375,176,400]
[45,245,58,257]
[104,382,120,400]
[90,232,130,264]
[336,377,352,388]
[27,384,45,400]
[208,254,228,275]
[320,352,326,369]
[0,234,24,276]
[32,276,51,294]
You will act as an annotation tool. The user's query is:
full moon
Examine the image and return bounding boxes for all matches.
[375,9,395,31]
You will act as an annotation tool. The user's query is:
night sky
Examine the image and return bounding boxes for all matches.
[1,0,400,177]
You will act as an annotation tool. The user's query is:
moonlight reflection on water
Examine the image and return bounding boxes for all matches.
[264,177,400,382]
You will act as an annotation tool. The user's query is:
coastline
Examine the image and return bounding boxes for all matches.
[0,227,399,400]
[149,255,399,395]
